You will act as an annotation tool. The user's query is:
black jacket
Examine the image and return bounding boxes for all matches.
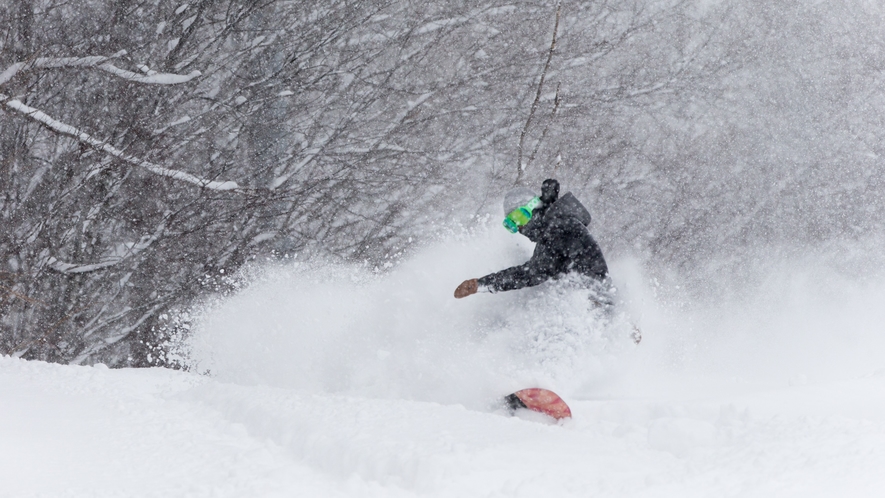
[478,195,608,293]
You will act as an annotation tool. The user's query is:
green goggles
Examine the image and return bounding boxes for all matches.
[503,196,542,233]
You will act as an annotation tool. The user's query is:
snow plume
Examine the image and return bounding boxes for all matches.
[188,223,885,410]
[597,235,885,401]
[187,224,638,409]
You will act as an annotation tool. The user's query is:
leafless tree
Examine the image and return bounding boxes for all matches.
[0,0,582,365]
[5,0,883,364]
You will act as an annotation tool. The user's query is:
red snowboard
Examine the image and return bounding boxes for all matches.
[504,388,572,420]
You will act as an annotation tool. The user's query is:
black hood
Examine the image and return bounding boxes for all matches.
[520,192,591,242]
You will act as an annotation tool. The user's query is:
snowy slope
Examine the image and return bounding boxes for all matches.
[5,229,885,497]
[5,356,885,497]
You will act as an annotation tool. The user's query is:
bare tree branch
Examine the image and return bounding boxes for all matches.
[0,53,240,192]
[0,95,242,192]
[516,2,561,185]
[527,81,561,168]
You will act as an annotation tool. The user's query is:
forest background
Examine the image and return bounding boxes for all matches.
[3,0,885,366]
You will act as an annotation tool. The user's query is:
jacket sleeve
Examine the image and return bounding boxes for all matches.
[477,244,562,292]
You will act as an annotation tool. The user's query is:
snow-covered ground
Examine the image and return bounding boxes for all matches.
[5,228,885,497]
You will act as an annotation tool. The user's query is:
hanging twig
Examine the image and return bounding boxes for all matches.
[516,2,561,185]
[11,301,97,357]
[527,81,562,167]
[0,284,46,306]
[551,151,562,178]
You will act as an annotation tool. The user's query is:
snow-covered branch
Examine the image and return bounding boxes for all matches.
[0,53,235,192]
[0,95,241,192]
[0,53,201,87]
[96,63,201,85]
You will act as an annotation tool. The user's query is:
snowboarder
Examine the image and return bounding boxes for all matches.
[454,179,612,306]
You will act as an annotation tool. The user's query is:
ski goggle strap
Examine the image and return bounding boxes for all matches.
[503,196,542,233]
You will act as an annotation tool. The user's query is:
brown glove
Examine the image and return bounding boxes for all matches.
[454,278,479,299]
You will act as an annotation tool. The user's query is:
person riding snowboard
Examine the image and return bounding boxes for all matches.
[454,179,611,304]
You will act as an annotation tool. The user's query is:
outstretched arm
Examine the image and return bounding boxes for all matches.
[475,246,561,293]
[454,254,557,299]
